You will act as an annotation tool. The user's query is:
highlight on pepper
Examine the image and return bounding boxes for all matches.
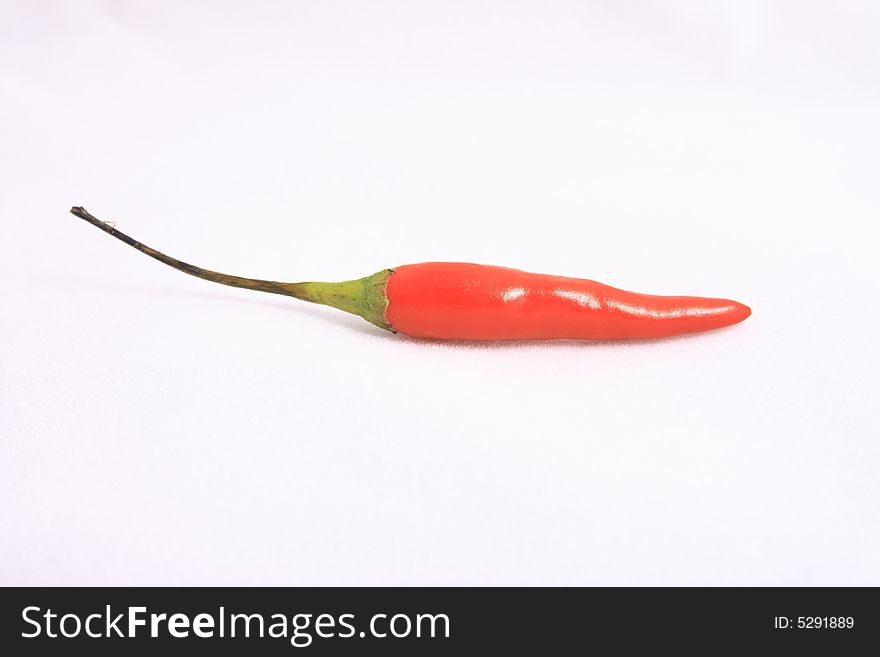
[70,206,751,341]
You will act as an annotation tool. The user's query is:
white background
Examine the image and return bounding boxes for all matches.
[2,1,878,585]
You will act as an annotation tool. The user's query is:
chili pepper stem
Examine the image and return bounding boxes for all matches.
[69,207,394,331]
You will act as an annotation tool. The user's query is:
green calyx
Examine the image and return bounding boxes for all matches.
[284,269,395,332]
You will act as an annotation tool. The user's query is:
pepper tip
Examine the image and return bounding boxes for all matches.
[732,301,751,323]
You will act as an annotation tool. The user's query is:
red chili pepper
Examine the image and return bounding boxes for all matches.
[386,263,750,340]
[71,207,750,341]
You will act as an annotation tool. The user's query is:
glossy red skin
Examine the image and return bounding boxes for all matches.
[384,263,751,340]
